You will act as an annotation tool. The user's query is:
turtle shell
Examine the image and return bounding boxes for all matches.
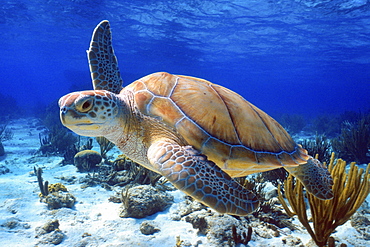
[125,72,309,177]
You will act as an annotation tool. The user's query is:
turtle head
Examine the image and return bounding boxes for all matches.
[59,90,121,137]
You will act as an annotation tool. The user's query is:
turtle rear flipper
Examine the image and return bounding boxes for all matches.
[285,158,333,200]
[148,140,260,215]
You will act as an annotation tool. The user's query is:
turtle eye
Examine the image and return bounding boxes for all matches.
[77,97,94,113]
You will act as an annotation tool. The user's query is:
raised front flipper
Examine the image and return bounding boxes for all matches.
[88,20,123,94]
[148,141,259,216]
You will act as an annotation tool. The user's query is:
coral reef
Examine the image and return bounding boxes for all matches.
[34,167,76,209]
[112,154,130,171]
[74,150,102,172]
[332,117,370,163]
[36,219,60,235]
[96,136,115,160]
[81,154,163,190]
[78,155,164,191]
[232,225,252,245]
[61,144,78,165]
[140,221,160,235]
[351,207,370,240]
[300,133,332,163]
[237,174,291,228]
[48,183,68,193]
[35,219,65,245]
[278,153,370,247]
[260,168,288,189]
[169,176,295,246]
[1,217,30,230]
[79,138,93,151]
[119,185,173,218]
[115,155,163,185]
[38,100,83,159]
[40,192,76,210]
[38,126,78,157]
[184,211,241,243]
[62,138,93,165]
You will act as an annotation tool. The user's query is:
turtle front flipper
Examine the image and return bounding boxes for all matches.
[148,141,259,216]
[88,20,123,94]
[285,158,334,200]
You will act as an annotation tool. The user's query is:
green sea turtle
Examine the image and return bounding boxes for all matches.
[59,20,333,216]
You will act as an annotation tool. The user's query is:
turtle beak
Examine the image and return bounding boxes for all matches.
[60,106,79,126]
[60,106,95,127]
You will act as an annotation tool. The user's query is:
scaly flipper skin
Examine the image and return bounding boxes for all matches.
[148,141,259,215]
[285,158,334,200]
[88,20,123,94]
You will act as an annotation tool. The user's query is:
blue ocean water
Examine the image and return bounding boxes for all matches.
[1,0,370,119]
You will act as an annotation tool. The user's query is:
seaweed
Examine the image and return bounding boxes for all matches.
[120,186,131,210]
[311,110,368,138]
[231,225,252,245]
[113,155,162,186]
[38,126,78,156]
[37,99,79,158]
[338,110,365,124]
[237,174,293,230]
[311,114,341,137]
[63,138,94,165]
[79,138,93,151]
[41,100,61,131]
[300,133,332,163]
[236,175,265,204]
[96,136,115,160]
[277,153,370,247]
[332,117,370,163]
[260,168,288,189]
[132,164,162,186]
[38,128,97,166]
[62,144,79,165]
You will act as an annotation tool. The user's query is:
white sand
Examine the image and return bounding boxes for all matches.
[0,118,369,247]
